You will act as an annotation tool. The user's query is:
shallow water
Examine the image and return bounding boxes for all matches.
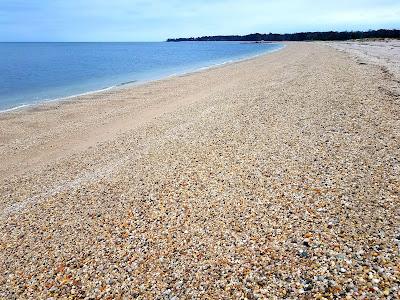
[0,42,283,111]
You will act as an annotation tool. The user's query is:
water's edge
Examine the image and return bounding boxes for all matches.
[1,44,285,114]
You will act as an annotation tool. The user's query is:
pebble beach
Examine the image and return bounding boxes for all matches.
[0,41,399,299]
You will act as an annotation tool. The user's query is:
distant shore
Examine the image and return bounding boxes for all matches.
[167,29,400,42]
[0,41,399,298]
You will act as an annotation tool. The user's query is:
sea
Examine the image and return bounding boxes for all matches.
[0,42,283,111]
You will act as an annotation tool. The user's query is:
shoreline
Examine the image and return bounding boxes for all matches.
[0,43,285,114]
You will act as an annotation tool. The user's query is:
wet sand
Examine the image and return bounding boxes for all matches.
[0,42,399,299]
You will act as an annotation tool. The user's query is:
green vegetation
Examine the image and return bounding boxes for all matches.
[167,29,400,42]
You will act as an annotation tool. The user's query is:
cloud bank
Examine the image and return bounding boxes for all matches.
[0,0,399,41]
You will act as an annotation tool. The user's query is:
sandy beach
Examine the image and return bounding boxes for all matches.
[0,41,399,299]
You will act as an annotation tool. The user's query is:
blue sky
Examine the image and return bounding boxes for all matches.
[1,0,399,41]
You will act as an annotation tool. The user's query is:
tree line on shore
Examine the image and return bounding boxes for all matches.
[167,29,400,42]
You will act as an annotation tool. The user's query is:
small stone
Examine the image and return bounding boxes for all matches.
[163,289,172,295]
[383,289,390,296]
[371,278,380,284]
[299,250,309,258]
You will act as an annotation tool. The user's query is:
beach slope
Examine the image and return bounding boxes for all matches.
[0,42,399,298]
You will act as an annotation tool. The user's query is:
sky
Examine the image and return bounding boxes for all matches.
[0,0,399,42]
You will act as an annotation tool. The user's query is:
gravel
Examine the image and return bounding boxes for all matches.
[0,42,399,299]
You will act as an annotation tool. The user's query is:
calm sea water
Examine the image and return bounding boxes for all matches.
[0,42,283,111]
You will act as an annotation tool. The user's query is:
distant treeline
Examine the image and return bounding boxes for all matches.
[167,29,400,42]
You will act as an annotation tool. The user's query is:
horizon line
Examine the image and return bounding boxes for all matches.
[2,27,399,43]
